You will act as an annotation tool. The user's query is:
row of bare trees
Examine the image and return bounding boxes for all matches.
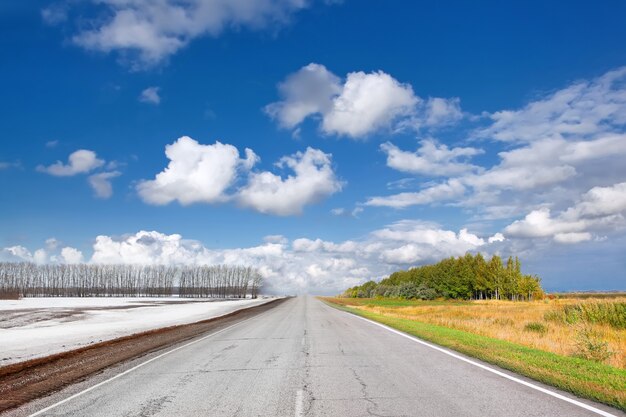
[0,262,263,298]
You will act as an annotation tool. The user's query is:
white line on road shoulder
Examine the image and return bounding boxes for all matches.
[28,311,270,417]
[342,309,618,417]
[294,389,304,417]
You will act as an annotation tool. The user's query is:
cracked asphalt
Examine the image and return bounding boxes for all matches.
[13,296,624,417]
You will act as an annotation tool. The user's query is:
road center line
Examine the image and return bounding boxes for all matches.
[28,310,270,417]
[343,309,618,417]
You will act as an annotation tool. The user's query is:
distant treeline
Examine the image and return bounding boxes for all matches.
[343,253,544,301]
[0,263,262,298]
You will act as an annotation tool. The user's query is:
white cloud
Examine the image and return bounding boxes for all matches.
[475,67,626,143]
[375,222,487,265]
[137,136,340,215]
[488,233,505,243]
[0,243,83,265]
[368,68,626,217]
[66,0,314,69]
[238,147,342,215]
[264,63,342,129]
[369,133,626,212]
[554,232,592,244]
[91,231,202,265]
[424,97,463,126]
[266,63,462,138]
[137,136,258,205]
[1,246,34,262]
[88,171,122,199]
[381,139,482,177]
[139,86,161,104]
[37,150,104,176]
[366,179,465,208]
[331,206,363,217]
[504,182,626,243]
[61,247,84,264]
[34,249,48,265]
[321,70,418,137]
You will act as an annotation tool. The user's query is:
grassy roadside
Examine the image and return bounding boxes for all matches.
[321,298,626,412]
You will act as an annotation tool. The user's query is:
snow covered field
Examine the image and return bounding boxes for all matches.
[0,297,276,366]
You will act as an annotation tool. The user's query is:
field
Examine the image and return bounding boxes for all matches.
[322,296,626,411]
[0,297,275,366]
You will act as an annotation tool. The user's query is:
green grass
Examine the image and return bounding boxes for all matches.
[322,298,626,412]
[524,322,548,335]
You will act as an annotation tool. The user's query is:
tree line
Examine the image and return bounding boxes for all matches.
[343,253,544,301]
[0,263,263,298]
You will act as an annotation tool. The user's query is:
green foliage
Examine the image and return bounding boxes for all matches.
[554,303,626,329]
[341,253,544,301]
[524,322,548,335]
[543,310,564,323]
[573,325,615,363]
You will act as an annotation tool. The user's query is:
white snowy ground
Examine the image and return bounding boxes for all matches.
[0,296,277,366]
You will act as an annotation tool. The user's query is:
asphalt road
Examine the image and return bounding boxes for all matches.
[11,296,624,417]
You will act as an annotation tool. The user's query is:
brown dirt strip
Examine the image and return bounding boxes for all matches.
[0,298,287,413]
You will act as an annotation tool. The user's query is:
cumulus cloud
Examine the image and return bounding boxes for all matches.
[266,63,462,138]
[37,149,104,176]
[0,243,83,264]
[381,139,482,177]
[88,171,122,199]
[265,63,342,129]
[59,0,315,69]
[137,136,258,205]
[61,247,84,263]
[238,147,342,215]
[139,86,161,104]
[137,136,340,215]
[504,182,626,243]
[321,70,418,137]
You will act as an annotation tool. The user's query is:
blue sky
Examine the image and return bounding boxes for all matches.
[1,0,626,294]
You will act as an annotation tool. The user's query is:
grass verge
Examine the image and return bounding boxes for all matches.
[321,298,626,412]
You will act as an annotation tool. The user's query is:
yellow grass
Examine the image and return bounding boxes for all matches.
[342,297,626,369]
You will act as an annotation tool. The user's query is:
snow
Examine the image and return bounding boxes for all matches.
[0,297,277,366]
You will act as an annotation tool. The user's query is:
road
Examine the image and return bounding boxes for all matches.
[9,296,623,417]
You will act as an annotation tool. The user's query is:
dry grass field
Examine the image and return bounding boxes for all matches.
[327,296,626,369]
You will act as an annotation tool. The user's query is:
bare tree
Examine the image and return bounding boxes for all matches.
[0,262,263,299]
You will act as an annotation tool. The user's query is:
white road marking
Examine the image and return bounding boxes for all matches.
[295,389,304,417]
[344,310,618,417]
[28,311,270,417]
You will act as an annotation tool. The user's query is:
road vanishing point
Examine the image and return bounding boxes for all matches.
[7,296,624,417]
